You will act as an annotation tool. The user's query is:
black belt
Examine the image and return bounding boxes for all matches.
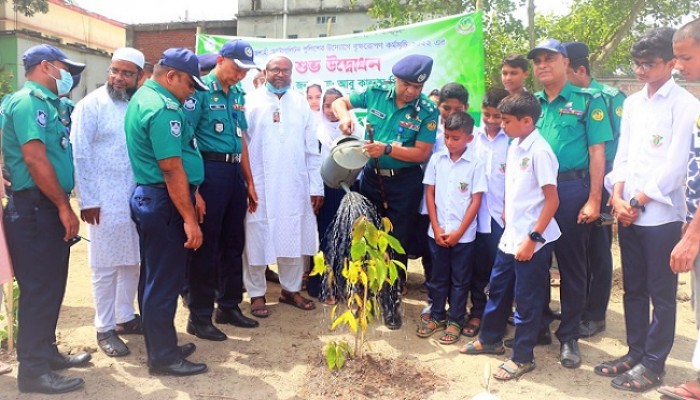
[201,151,241,164]
[557,169,589,182]
[138,183,198,192]
[366,165,420,178]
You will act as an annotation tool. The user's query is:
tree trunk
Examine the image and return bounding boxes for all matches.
[528,0,536,49]
[591,0,646,70]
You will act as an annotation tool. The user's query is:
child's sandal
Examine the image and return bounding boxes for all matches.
[438,322,462,345]
[416,318,446,338]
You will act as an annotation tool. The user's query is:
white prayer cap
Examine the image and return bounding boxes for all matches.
[112,47,145,69]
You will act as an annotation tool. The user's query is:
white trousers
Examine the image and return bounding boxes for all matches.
[91,263,140,333]
[244,256,303,298]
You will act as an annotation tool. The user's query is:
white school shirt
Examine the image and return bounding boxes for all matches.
[422,146,487,243]
[499,129,561,255]
[419,115,446,215]
[474,126,508,233]
[606,77,700,226]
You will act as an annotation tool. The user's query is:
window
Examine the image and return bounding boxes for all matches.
[288,34,298,39]
[353,30,362,34]
[251,0,261,11]
[319,34,327,37]
[316,16,336,24]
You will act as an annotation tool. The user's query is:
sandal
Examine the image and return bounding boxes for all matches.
[115,314,143,335]
[493,360,536,381]
[97,330,130,357]
[594,354,638,377]
[416,318,446,338]
[459,340,506,355]
[657,380,700,400]
[279,290,316,311]
[438,322,462,345]
[250,296,270,318]
[462,318,481,337]
[611,364,663,393]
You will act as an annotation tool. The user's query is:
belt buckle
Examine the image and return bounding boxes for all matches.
[225,153,241,163]
[378,169,394,177]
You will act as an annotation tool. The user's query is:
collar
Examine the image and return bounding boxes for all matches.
[143,79,180,105]
[437,145,474,163]
[536,81,575,103]
[25,80,58,101]
[643,76,676,100]
[475,125,507,141]
[515,128,541,151]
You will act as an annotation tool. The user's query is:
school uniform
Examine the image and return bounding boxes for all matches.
[478,129,560,364]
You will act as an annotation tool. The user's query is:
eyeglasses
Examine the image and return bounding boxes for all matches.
[108,67,137,78]
[632,60,661,71]
[267,68,292,76]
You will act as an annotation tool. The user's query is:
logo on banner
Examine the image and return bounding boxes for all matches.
[456,16,476,35]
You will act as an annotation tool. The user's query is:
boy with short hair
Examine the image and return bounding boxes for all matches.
[461,92,560,382]
[501,54,529,95]
[416,111,486,345]
[464,87,510,338]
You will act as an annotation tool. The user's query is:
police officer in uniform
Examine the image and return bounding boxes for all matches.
[184,40,259,341]
[333,55,439,329]
[528,39,613,368]
[125,48,208,376]
[563,41,626,339]
[2,44,90,394]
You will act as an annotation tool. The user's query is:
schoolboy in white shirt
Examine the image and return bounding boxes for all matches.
[461,92,560,382]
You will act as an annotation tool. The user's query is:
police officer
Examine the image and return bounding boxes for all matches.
[333,55,439,329]
[2,44,89,394]
[528,39,613,368]
[184,40,259,341]
[125,48,208,376]
[563,41,626,339]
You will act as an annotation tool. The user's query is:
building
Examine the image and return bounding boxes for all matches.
[0,0,125,100]
[237,0,375,39]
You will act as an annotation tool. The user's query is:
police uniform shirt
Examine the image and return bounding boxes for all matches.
[498,129,561,255]
[349,84,439,169]
[535,81,613,172]
[184,70,247,154]
[124,79,204,186]
[422,145,487,243]
[2,81,74,192]
[590,78,625,162]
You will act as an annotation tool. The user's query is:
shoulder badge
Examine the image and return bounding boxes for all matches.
[427,120,437,131]
[696,115,700,130]
[183,97,197,111]
[615,106,623,117]
[36,109,47,127]
[170,120,182,137]
[591,109,605,121]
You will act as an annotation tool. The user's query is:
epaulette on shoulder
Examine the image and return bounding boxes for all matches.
[576,87,601,99]
[30,89,46,101]
[372,84,391,92]
[601,85,620,97]
[419,97,436,113]
[158,93,180,111]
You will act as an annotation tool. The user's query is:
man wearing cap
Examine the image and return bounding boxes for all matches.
[2,44,89,394]
[71,47,146,357]
[562,41,626,339]
[333,54,440,329]
[183,40,259,341]
[125,48,208,376]
[528,39,613,368]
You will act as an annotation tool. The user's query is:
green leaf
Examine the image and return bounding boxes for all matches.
[326,343,337,370]
[350,239,367,261]
[385,234,405,254]
[388,263,398,286]
[336,349,345,369]
[382,217,393,233]
[310,252,327,277]
[392,259,407,272]
[365,222,379,247]
[351,217,367,242]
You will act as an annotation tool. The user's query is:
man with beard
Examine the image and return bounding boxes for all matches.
[71,48,145,357]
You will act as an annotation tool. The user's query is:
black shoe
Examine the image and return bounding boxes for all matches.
[148,359,208,376]
[49,352,92,370]
[544,307,562,321]
[381,286,402,330]
[186,319,227,341]
[265,267,280,283]
[97,330,130,357]
[215,307,259,328]
[18,371,85,394]
[115,314,143,335]
[179,343,196,359]
[579,319,606,338]
[560,340,582,369]
[504,329,552,348]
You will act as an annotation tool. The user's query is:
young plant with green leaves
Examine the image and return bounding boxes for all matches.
[311,216,406,370]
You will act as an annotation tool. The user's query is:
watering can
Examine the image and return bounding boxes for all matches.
[320,136,369,193]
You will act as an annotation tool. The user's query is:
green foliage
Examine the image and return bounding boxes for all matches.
[0,71,16,100]
[315,216,406,370]
[3,0,49,17]
[0,279,19,348]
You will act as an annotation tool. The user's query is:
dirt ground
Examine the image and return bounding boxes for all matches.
[0,216,698,400]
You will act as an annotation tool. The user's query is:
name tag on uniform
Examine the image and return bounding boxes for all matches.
[210,104,226,111]
[370,109,386,119]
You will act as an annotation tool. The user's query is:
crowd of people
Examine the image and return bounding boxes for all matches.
[2,16,700,398]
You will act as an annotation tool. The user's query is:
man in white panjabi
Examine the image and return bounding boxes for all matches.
[71,48,145,357]
[243,54,323,317]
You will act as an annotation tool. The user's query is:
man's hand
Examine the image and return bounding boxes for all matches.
[80,208,100,225]
[440,232,461,247]
[670,224,700,274]
[247,183,258,213]
[58,205,80,241]
[611,196,638,227]
[194,191,206,223]
[183,220,203,250]
[577,199,601,224]
[362,142,388,158]
[338,118,355,135]
[311,195,324,214]
[514,239,536,262]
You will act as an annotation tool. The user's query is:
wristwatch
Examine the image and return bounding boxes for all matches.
[529,231,546,244]
[384,143,393,155]
[629,197,645,212]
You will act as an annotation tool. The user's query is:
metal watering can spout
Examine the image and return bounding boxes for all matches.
[320,135,369,191]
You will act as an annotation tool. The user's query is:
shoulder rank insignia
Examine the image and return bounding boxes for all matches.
[30,89,46,100]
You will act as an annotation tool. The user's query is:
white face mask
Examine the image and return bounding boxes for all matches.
[47,63,74,96]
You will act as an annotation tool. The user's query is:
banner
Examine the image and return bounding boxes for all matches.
[196,12,484,119]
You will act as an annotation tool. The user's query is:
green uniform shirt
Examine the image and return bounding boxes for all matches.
[184,71,247,154]
[1,81,74,192]
[535,82,613,172]
[590,78,625,162]
[349,84,439,169]
[125,79,204,186]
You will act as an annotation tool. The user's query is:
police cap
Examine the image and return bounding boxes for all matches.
[527,38,568,59]
[159,48,208,91]
[392,54,433,84]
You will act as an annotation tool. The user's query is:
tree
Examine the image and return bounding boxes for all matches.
[2,0,49,17]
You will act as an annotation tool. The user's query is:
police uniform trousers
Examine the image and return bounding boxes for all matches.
[187,161,246,322]
[618,221,680,374]
[552,177,594,342]
[131,184,192,367]
[479,245,552,364]
[472,217,504,320]
[359,164,423,284]
[4,189,70,378]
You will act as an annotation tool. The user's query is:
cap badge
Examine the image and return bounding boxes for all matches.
[244,47,253,58]
[417,73,427,83]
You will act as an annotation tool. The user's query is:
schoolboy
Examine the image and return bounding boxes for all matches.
[416,111,486,345]
[596,27,699,393]
[461,92,560,382]
[465,87,510,338]
[501,54,529,95]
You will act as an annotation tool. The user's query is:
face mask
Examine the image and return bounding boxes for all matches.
[265,81,290,95]
[47,63,74,96]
